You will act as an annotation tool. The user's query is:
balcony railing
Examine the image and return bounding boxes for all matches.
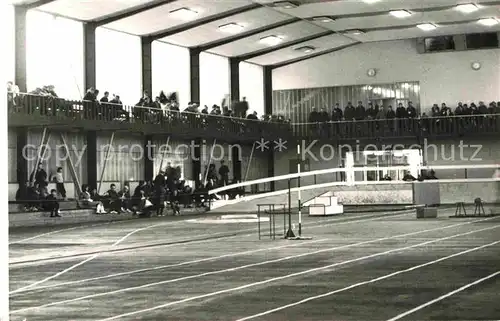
[7,93,500,141]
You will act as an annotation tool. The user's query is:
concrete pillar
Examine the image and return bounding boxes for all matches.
[229,58,240,103]
[141,37,153,96]
[263,66,275,190]
[16,128,28,185]
[231,145,241,181]
[192,138,202,185]
[83,22,97,91]
[144,134,154,181]
[189,48,200,103]
[14,6,27,92]
[86,131,97,189]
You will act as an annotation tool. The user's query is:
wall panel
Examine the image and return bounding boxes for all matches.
[8,129,17,183]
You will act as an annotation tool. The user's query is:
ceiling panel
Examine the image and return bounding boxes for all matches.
[208,21,327,57]
[106,0,252,36]
[348,21,500,42]
[321,5,500,31]
[260,0,500,18]
[246,33,355,65]
[161,7,290,47]
[39,0,160,21]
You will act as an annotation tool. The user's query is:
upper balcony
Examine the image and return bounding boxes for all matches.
[7,93,500,144]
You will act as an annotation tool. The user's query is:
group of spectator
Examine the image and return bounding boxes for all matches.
[308,100,500,124]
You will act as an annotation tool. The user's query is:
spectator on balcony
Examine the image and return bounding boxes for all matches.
[100,91,110,103]
[355,101,366,120]
[309,108,319,123]
[396,103,407,118]
[222,106,232,117]
[488,102,497,114]
[30,162,48,190]
[366,103,377,119]
[431,104,440,117]
[247,111,258,120]
[344,102,355,121]
[386,105,396,119]
[375,107,385,119]
[478,101,488,114]
[440,104,453,116]
[470,103,479,115]
[331,103,343,121]
[455,102,464,116]
[201,105,209,114]
[210,105,218,115]
[407,102,417,118]
[7,81,20,110]
[233,97,249,118]
[50,167,66,200]
[402,171,416,181]
[219,160,230,187]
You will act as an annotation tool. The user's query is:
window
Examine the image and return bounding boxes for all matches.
[424,36,455,52]
[466,33,499,49]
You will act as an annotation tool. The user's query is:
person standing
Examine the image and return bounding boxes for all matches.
[46,189,61,217]
[218,160,230,187]
[51,167,66,199]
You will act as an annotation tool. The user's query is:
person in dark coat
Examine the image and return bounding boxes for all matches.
[45,189,61,217]
[30,162,48,189]
[153,170,166,216]
[218,160,230,187]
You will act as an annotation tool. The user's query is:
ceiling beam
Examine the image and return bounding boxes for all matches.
[94,0,180,27]
[22,0,56,10]
[195,18,300,52]
[148,3,261,41]
[270,41,361,69]
[237,30,334,61]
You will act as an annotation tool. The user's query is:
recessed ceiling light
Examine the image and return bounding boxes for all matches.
[389,10,412,18]
[477,17,499,26]
[311,16,335,23]
[170,7,198,20]
[272,1,298,9]
[259,35,284,46]
[363,0,380,3]
[295,46,315,53]
[417,23,437,31]
[455,3,479,13]
[344,29,365,35]
[218,23,245,34]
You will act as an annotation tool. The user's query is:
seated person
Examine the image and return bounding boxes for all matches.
[135,190,154,217]
[15,182,29,211]
[27,183,42,211]
[402,171,416,181]
[80,184,106,214]
[102,184,121,214]
[119,185,132,213]
[426,170,438,180]
[227,178,245,200]
[45,189,61,217]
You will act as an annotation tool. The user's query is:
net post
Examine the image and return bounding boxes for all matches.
[285,178,295,239]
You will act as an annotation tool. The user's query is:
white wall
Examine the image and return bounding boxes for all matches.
[200,52,229,108]
[96,27,141,106]
[152,41,190,108]
[4,5,15,84]
[26,11,84,99]
[239,62,264,117]
[273,40,500,111]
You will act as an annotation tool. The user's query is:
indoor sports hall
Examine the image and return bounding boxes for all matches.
[4,0,500,320]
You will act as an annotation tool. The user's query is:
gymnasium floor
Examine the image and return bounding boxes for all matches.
[9,210,500,321]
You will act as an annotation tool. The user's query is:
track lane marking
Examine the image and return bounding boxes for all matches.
[91,223,500,321]
[237,241,500,321]
[10,217,498,314]
[9,221,181,294]
[386,270,500,321]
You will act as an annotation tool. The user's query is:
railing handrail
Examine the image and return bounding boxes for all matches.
[13,92,285,125]
[291,112,500,125]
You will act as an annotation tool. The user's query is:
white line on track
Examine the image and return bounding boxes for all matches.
[11,217,498,314]
[9,221,114,245]
[10,212,414,293]
[385,270,500,321]
[9,237,328,295]
[91,223,500,321]
[9,221,181,294]
[237,241,500,321]
[9,211,412,268]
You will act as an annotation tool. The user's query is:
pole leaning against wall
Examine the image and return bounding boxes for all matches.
[59,133,83,197]
[203,139,217,185]
[97,132,115,194]
[244,141,256,182]
[31,128,50,184]
[158,136,171,172]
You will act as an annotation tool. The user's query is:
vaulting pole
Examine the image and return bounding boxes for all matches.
[158,136,171,171]
[60,133,83,197]
[31,128,48,184]
[97,132,115,194]
[203,139,216,185]
[244,141,256,182]
[297,143,302,237]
